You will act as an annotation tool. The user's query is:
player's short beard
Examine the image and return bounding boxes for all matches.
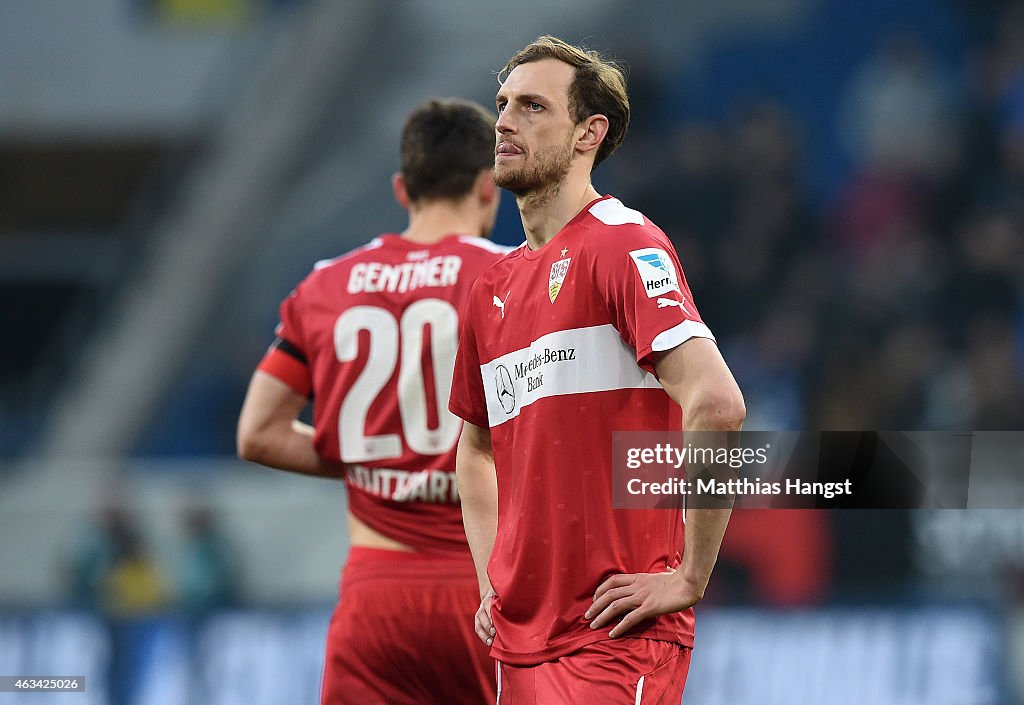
[495,133,575,208]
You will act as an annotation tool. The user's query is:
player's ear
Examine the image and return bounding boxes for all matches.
[575,114,609,158]
[475,169,497,205]
[392,172,412,210]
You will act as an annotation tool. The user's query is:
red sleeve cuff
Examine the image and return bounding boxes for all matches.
[257,346,312,397]
[448,401,488,430]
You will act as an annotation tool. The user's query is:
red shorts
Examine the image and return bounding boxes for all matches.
[320,547,496,705]
[496,639,691,705]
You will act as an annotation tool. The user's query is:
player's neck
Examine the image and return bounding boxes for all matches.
[518,179,601,251]
[402,200,484,245]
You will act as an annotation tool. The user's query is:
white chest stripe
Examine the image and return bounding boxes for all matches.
[480,324,662,428]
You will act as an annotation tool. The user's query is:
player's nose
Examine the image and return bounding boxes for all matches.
[495,108,516,134]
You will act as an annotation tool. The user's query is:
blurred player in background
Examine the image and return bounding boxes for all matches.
[237,98,507,705]
[450,37,745,703]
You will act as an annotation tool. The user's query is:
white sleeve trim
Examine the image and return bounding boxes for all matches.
[651,319,716,352]
[589,197,645,225]
[457,235,517,254]
[313,238,383,270]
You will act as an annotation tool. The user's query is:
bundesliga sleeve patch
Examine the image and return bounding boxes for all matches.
[628,247,681,298]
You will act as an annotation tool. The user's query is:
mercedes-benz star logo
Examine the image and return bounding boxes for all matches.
[494,364,516,414]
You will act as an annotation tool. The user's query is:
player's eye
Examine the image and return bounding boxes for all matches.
[527,102,543,111]
[496,101,507,112]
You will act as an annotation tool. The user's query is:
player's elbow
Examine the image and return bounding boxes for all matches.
[686,388,746,431]
[236,425,271,464]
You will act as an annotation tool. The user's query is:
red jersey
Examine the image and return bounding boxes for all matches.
[449,196,716,665]
[258,233,509,554]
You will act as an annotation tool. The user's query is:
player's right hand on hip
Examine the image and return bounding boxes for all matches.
[475,589,497,646]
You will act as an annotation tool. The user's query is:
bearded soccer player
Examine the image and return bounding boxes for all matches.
[237,99,509,705]
[449,38,745,704]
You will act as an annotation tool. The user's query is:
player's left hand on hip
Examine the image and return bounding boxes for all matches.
[585,570,703,638]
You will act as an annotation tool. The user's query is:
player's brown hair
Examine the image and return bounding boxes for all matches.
[400,98,496,203]
[499,36,630,168]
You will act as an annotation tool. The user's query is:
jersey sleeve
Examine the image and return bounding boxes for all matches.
[594,225,715,374]
[256,285,313,397]
[448,283,489,428]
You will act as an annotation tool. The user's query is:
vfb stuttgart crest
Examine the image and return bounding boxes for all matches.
[548,258,571,303]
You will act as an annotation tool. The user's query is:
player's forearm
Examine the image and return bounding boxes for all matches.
[462,502,497,597]
[460,468,497,596]
[238,372,346,479]
[676,507,732,599]
[456,428,498,597]
[238,419,345,479]
[677,394,744,599]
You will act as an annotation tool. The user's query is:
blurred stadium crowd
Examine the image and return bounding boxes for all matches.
[69,499,237,618]
[610,11,1024,434]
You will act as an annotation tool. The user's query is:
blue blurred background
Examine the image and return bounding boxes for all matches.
[0,0,1021,703]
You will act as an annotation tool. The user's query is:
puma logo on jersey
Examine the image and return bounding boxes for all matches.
[657,297,693,315]
[493,291,510,319]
